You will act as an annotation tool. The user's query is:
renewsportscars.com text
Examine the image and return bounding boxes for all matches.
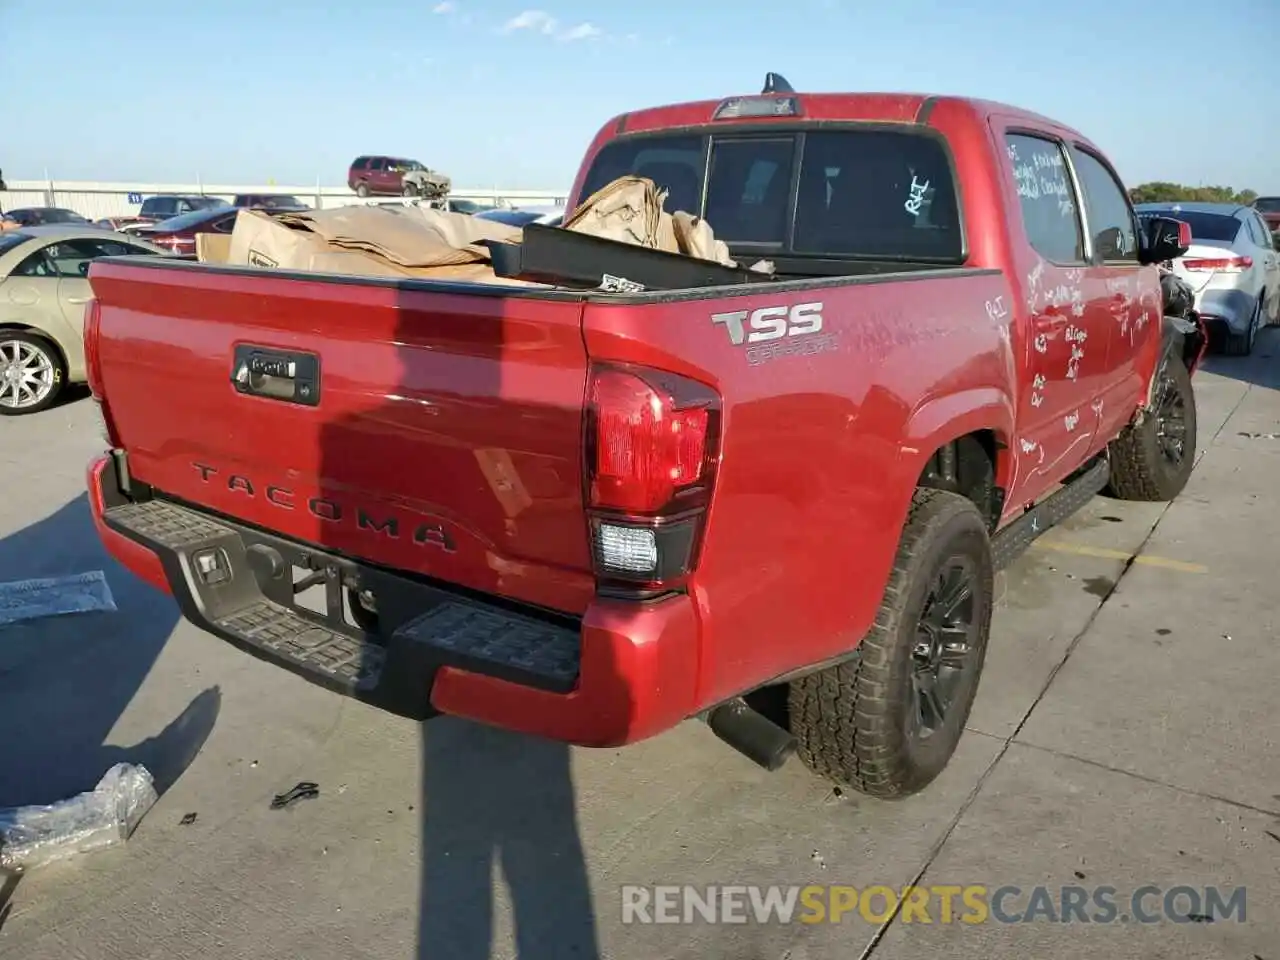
[620,884,1247,925]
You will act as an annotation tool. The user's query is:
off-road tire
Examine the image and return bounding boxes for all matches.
[788,489,994,799]
[1105,357,1197,502]
[355,181,370,198]
[0,331,66,416]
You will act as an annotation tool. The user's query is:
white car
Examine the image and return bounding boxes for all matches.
[1136,201,1280,355]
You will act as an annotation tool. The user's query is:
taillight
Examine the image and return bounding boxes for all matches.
[151,234,195,254]
[1183,256,1252,272]
[584,363,721,591]
[82,298,118,445]
[83,297,103,398]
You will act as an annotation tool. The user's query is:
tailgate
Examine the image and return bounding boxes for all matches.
[88,260,595,614]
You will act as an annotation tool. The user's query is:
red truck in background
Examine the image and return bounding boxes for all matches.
[83,75,1205,800]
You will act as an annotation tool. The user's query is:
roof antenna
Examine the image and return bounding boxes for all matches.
[762,73,794,94]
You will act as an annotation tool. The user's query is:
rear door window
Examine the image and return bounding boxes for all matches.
[1068,146,1138,263]
[1005,133,1084,264]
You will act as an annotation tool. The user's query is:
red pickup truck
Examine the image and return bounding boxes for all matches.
[83,76,1204,799]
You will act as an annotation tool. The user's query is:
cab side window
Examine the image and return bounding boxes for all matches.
[1069,147,1138,263]
[1005,133,1084,264]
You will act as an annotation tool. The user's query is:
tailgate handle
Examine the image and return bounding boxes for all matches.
[231,345,321,407]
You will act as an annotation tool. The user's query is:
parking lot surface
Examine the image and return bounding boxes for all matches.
[0,340,1277,960]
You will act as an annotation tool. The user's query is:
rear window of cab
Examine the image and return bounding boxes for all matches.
[579,127,963,262]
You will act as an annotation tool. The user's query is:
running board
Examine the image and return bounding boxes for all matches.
[990,455,1110,571]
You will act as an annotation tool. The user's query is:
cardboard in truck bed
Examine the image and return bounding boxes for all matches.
[219,176,760,287]
[273,205,522,268]
[196,232,232,264]
[227,209,330,268]
[223,210,542,286]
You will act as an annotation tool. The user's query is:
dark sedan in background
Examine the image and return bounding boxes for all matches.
[1,207,93,228]
[132,205,239,256]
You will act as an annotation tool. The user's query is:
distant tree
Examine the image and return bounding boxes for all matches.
[1129,181,1258,205]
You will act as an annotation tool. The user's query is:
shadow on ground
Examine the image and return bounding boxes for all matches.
[1198,325,1280,391]
[307,277,604,959]
[0,493,220,816]
[417,721,599,959]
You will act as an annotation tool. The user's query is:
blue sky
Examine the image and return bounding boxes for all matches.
[2,0,1277,192]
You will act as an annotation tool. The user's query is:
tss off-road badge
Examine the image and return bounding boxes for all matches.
[711,301,838,366]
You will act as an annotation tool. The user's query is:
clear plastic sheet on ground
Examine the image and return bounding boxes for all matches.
[0,763,158,872]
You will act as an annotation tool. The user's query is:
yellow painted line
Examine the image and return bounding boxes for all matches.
[1030,539,1208,574]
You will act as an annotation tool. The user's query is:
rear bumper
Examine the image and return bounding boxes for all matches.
[1195,287,1256,334]
[87,453,700,746]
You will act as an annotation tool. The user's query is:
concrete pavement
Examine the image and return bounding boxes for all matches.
[0,336,1277,959]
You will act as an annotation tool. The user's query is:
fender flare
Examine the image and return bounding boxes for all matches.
[1144,313,1207,410]
[897,387,1015,493]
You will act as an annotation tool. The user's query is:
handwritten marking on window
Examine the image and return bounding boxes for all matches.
[1014,149,1074,217]
[904,175,930,216]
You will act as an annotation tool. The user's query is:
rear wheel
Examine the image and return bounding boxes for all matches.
[1105,356,1196,501]
[788,489,994,799]
[0,332,65,416]
[1220,298,1261,356]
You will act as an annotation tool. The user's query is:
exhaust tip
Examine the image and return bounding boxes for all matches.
[706,697,797,772]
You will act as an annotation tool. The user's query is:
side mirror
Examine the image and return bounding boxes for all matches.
[1139,215,1191,265]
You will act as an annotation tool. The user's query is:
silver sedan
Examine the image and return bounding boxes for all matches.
[0,226,167,414]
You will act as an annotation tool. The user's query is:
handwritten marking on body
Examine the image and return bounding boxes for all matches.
[1065,325,1087,380]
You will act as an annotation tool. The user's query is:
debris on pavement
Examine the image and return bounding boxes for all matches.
[0,763,158,872]
[0,571,117,627]
[179,813,198,826]
[270,782,319,810]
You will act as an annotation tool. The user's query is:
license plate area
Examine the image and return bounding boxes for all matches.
[237,537,382,638]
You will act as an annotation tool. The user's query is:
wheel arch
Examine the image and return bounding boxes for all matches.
[900,389,1014,532]
[0,321,70,375]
